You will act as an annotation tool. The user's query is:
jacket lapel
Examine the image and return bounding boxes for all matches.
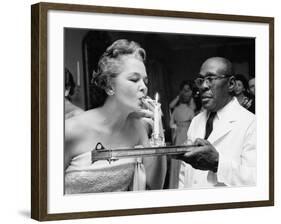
[208,119,235,144]
[207,98,239,144]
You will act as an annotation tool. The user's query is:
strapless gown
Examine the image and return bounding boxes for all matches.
[65,151,146,194]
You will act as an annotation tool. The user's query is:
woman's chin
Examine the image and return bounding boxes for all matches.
[135,102,144,110]
[234,90,242,96]
[134,107,142,113]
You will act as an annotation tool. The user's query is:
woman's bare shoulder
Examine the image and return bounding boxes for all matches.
[65,113,91,141]
[64,112,97,163]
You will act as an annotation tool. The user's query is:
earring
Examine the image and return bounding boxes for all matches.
[107,89,115,96]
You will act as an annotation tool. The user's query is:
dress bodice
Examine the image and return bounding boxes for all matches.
[173,104,194,123]
[65,151,145,194]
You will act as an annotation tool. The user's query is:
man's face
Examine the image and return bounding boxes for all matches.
[248,78,255,96]
[198,58,233,112]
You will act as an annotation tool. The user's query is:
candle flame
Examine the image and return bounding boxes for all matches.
[155,92,159,103]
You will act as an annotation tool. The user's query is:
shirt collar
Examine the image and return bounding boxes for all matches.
[205,97,237,121]
[216,97,237,120]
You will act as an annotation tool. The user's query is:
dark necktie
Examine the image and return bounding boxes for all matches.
[204,112,216,139]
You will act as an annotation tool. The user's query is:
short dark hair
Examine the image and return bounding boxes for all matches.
[179,80,193,91]
[65,68,75,97]
[221,58,234,77]
[234,74,249,90]
[201,57,233,77]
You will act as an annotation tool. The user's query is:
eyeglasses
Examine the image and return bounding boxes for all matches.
[194,73,230,88]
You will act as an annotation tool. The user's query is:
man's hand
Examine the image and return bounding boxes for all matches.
[175,138,219,172]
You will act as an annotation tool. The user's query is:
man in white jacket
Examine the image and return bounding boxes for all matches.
[176,57,256,188]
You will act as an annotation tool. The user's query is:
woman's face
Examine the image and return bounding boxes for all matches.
[111,56,148,112]
[234,80,245,96]
[180,84,192,103]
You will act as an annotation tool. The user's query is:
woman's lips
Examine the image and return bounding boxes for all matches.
[140,97,153,105]
[139,97,147,108]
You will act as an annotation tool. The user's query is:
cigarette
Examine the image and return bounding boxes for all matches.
[141,96,158,109]
[142,96,155,104]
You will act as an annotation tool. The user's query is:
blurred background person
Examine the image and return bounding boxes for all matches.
[169,81,196,114]
[248,77,255,96]
[234,74,255,113]
[248,77,255,114]
[64,68,84,119]
[166,80,195,189]
[169,80,195,145]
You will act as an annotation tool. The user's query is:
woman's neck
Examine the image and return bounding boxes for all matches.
[179,100,191,106]
[236,93,245,101]
[236,93,247,105]
[96,98,130,133]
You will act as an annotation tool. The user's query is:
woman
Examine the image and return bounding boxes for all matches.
[169,80,195,145]
[64,39,166,194]
[234,74,255,113]
[169,82,196,114]
[64,68,84,119]
[167,80,195,189]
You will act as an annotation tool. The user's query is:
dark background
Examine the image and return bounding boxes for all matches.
[64,28,255,143]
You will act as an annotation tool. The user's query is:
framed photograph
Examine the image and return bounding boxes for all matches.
[31,2,274,221]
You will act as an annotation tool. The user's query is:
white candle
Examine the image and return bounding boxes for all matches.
[76,60,80,86]
[154,93,160,137]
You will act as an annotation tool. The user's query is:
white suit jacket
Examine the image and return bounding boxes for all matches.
[179,97,256,188]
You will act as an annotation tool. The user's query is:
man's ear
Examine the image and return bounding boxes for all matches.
[228,76,236,93]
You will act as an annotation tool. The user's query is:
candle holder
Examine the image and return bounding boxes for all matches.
[150,92,166,147]
[150,132,165,147]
